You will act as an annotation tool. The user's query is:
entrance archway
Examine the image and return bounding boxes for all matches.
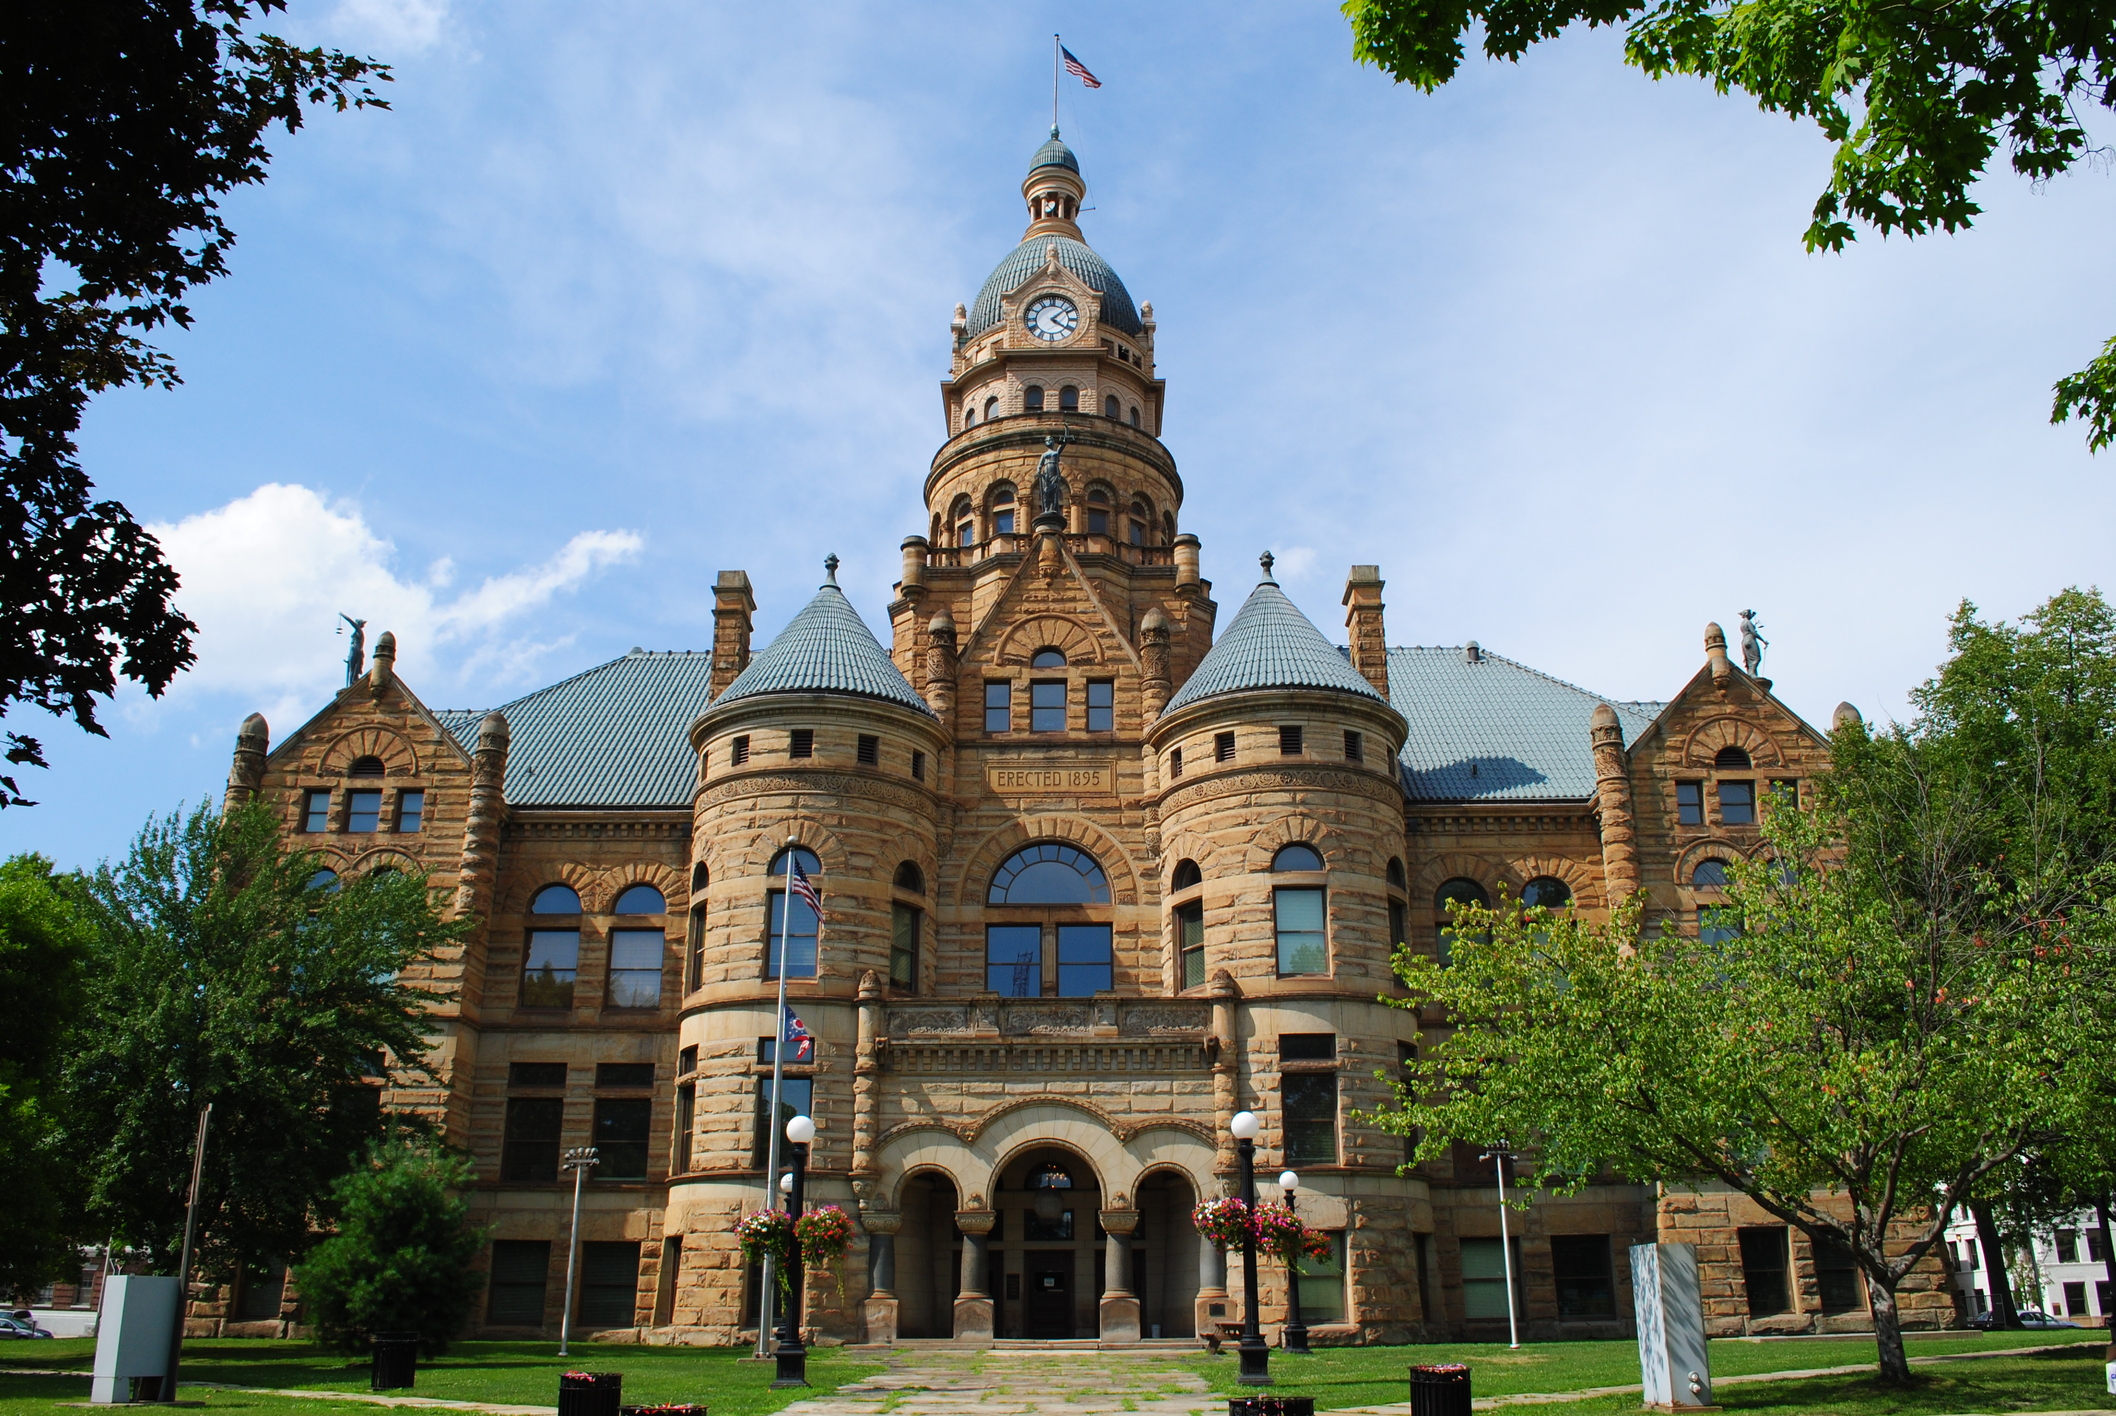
[1137,1170,1201,1337]
[895,1171,960,1338]
[990,1146,1103,1338]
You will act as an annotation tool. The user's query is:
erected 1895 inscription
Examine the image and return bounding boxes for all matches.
[987,760,1115,795]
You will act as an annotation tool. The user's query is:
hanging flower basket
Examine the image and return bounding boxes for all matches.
[1192,1196,1252,1250]
[1251,1200,1330,1265]
[734,1208,794,1272]
[795,1205,854,1267]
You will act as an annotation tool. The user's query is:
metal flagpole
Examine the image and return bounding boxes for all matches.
[1052,34,1061,131]
[161,1103,212,1404]
[1482,1146,1522,1350]
[755,837,798,1357]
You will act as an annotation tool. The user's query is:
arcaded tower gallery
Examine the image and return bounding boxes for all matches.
[222,131,1933,1349]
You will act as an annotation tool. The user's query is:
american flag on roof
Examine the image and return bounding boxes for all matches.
[783,1004,814,1063]
[1062,46,1102,89]
[790,861,824,919]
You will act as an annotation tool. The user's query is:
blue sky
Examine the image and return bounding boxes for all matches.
[7,0,2114,869]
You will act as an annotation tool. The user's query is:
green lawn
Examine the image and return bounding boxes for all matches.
[1515,1350,2116,1415]
[0,1339,883,1416]
[1181,1329,2111,1410]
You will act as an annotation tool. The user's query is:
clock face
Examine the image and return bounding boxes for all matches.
[1025,295,1079,342]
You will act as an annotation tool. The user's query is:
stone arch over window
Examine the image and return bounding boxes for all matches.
[1386,858,1408,890]
[894,860,925,894]
[983,395,999,421]
[506,863,599,916]
[1520,876,1573,910]
[1503,854,1596,911]
[1241,817,1344,875]
[614,883,666,915]
[1128,495,1153,546]
[1676,839,1756,884]
[1682,717,1785,769]
[708,820,852,882]
[1170,859,1202,892]
[949,494,976,548]
[322,727,418,778]
[1691,858,1731,889]
[988,482,1018,537]
[350,847,420,877]
[1083,482,1114,536]
[956,816,1140,909]
[988,842,1108,905]
[962,402,977,430]
[992,614,1108,667]
[1272,843,1325,872]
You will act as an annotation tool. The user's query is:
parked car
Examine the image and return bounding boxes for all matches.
[0,1316,54,1339]
[1967,1307,2082,1330]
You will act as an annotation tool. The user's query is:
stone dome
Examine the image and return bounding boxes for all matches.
[965,235,1142,339]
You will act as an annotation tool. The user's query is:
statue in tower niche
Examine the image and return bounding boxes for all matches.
[1033,433,1072,529]
[340,614,368,687]
[1739,609,1768,677]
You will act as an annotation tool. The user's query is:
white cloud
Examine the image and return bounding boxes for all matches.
[330,0,450,55]
[150,484,641,725]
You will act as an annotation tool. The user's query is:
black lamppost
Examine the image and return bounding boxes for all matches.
[1278,1169,1310,1355]
[1230,1110,1270,1386]
[771,1115,815,1389]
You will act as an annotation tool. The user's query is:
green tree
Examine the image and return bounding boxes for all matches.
[294,1136,488,1354]
[1374,786,2116,1382]
[62,800,468,1279]
[1341,0,2116,449]
[0,2,392,804]
[0,854,92,1292]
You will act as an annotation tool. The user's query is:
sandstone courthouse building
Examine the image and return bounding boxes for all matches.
[219,133,1953,1347]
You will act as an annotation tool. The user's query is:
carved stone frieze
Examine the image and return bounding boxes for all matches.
[1159,765,1401,816]
[695,770,936,816]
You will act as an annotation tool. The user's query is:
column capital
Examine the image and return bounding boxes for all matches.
[1098,1208,1140,1236]
[860,1210,901,1235]
[954,1209,997,1235]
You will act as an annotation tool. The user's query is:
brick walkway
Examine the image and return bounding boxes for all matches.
[777,1346,1220,1416]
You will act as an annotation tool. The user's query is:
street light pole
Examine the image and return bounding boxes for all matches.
[161,1103,212,1404]
[1229,1110,1270,1387]
[1480,1146,1521,1350]
[1278,1170,1310,1355]
[772,1115,815,1389]
[558,1147,600,1357]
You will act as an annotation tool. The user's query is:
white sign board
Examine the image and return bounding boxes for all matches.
[1632,1243,1714,1409]
[90,1275,180,1404]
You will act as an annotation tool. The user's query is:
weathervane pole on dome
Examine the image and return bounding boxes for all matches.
[1052,34,1060,132]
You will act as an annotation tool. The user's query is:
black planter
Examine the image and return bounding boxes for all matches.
[1408,1364,1471,1416]
[369,1333,419,1392]
[558,1371,624,1416]
[1228,1400,1314,1416]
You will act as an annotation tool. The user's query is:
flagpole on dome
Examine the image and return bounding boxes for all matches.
[1051,33,1061,133]
[755,836,798,1357]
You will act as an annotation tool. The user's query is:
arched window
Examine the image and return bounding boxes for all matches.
[1104,394,1120,418]
[990,843,1107,904]
[1272,843,1324,872]
[951,494,975,548]
[887,861,922,894]
[347,755,385,778]
[685,865,707,993]
[1386,858,1407,890]
[1129,498,1149,546]
[1171,859,1202,892]
[1434,878,1489,966]
[615,883,666,915]
[986,843,1111,998]
[306,868,339,893]
[765,846,822,980]
[1030,648,1065,669]
[1386,858,1409,951]
[1024,385,1045,412]
[1129,405,1140,428]
[991,483,1016,537]
[531,884,582,914]
[691,861,709,892]
[1163,511,1176,541]
[1030,1160,1074,1189]
[1715,745,1752,770]
[1692,859,1730,889]
[963,404,977,429]
[984,395,999,421]
[1059,384,1079,412]
[1171,858,1204,989]
[1521,877,1572,910]
[1085,485,1111,536]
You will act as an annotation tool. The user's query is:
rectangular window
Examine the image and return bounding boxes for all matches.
[2055,1229,2079,1264]
[789,729,814,759]
[396,790,425,833]
[1056,923,1113,995]
[1178,901,1204,990]
[673,1083,694,1174]
[1769,778,1798,809]
[521,929,580,1008]
[1086,507,1110,536]
[1215,731,1235,763]
[1719,780,1756,824]
[1737,1226,1790,1316]
[1676,781,1704,825]
[501,1097,564,1182]
[302,789,331,832]
[890,903,920,991]
[1551,1235,1615,1319]
[2097,1280,2112,1316]
[752,1076,814,1165]
[595,1063,654,1089]
[2063,1280,2088,1316]
[509,1062,566,1089]
[1274,886,1327,975]
[959,521,975,547]
[348,788,382,833]
[1461,1237,1523,1321]
[1086,681,1114,732]
[731,735,750,766]
[487,1240,551,1325]
[1699,905,1743,946]
[1389,899,1407,950]
[766,890,819,979]
[986,924,1041,996]
[857,734,879,765]
[1169,747,1183,779]
[1296,1232,1347,1325]
[994,508,1016,536]
[677,1045,697,1076]
[1279,725,1303,755]
[1814,1236,1863,1312]
[1280,1032,1336,1061]
[577,1241,640,1327]
[1344,730,1362,763]
[607,930,664,1008]
[593,1098,651,1180]
[985,682,1012,733]
[2090,1228,2109,1262]
[1031,680,1066,732]
[911,750,925,782]
[1282,1072,1338,1164]
[684,909,704,993]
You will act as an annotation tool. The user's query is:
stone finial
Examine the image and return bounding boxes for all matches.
[1589,701,1620,738]
[1140,607,1172,719]
[1704,621,1733,689]
[477,709,511,751]
[1588,703,1640,922]
[1258,551,1276,584]
[368,630,397,697]
[223,712,270,812]
[1463,641,1482,665]
[1833,701,1864,733]
[859,969,886,1002]
[823,554,840,586]
[455,710,512,920]
[1172,533,1201,590]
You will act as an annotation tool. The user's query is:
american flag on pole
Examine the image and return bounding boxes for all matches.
[1061,46,1102,89]
[790,861,824,919]
[783,1004,814,1063]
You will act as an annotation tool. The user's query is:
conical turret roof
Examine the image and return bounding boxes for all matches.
[714,559,934,716]
[1164,555,1386,713]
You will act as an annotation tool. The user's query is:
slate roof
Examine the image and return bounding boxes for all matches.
[1385,645,1662,803]
[1164,570,1387,712]
[712,569,933,716]
[1030,129,1079,174]
[434,650,718,808]
[966,236,1143,339]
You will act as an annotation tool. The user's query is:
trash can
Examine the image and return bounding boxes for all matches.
[559,1372,624,1416]
[370,1333,419,1392]
[1409,1364,1471,1416]
[1227,1401,1313,1416]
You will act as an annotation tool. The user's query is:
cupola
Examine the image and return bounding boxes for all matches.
[714,557,934,716]
[1163,554,1386,713]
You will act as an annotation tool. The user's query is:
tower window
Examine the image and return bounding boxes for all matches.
[1025,385,1045,412]
[1129,405,1140,428]
[963,405,976,429]
[1059,385,1079,412]
[731,735,750,766]
[1169,747,1183,778]
[1215,731,1235,763]
[1279,725,1303,756]
[1177,900,1204,989]
[1086,681,1113,731]
[890,902,920,992]
[789,729,814,759]
[991,483,1016,536]
[1104,394,1120,418]
[1030,680,1066,732]
[1344,730,1363,763]
[1086,488,1110,535]
[985,682,1012,733]
[911,750,926,781]
[857,734,879,765]
[984,396,999,420]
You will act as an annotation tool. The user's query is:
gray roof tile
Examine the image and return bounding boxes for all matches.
[966,235,1142,338]
[712,570,933,716]
[1165,570,1387,712]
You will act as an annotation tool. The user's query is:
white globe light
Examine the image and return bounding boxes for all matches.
[786,1114,817,1145]
[1278,1170,1299,1193]
[1229,1110,1260,1140]
[778,1172,793,1194]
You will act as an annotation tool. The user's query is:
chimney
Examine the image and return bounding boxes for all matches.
[711,571,756,699]
[368,630,397,697]
[1342,566,1390,697]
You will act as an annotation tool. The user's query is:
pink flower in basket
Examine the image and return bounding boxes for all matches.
[795,1205,854,1266]
[1191,1195,1252,1250]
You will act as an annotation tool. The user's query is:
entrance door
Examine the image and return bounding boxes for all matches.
[1025,1259,1072,1338]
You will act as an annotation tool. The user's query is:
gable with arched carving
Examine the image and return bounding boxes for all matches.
[322,727,419,778]
[1681,716,1786,769]
[990,614,1111,668]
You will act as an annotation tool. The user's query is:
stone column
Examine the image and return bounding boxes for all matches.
[1140,609,1172,719]
[925,610,958,723]
[953,1210,995,1341]
[453,711,510,920]
[1196,1237,1230,1337]
[1099,1208,1141,1342]
[1590,702,1641,921]
[1209,969,1240,1172]
[222,713,269,812]
[861,1212,900,1344]
[853,970,884,1176]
